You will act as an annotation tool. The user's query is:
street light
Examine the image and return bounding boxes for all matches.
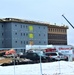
[12,53,16,75]
[39,48,43,75]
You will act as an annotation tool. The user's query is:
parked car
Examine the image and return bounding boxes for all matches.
[45,52,68,61]
[20,51,54,63]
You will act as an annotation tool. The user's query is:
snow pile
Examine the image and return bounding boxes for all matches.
[0,61,74,75]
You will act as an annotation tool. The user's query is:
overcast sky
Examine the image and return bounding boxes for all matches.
[0,0,74,45]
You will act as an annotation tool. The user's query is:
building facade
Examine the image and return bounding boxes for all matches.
[48,24,68,45]
[0,18,48,53]
[0,18,68,53]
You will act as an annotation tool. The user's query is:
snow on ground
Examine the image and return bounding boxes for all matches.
[0,61,74,75]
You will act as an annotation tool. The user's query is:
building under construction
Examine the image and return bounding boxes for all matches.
[48,24,68,45]
[0,18,68,53]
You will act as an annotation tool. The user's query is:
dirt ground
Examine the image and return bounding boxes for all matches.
[0,58,12,64]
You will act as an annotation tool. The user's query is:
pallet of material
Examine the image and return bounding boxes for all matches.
[0,58,12,64]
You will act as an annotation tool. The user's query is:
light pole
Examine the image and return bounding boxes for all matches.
[39,50,42,75]
[58,60,61,74]
[13,53,15,75]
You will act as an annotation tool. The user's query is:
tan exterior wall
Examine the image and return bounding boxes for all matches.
[48,25,68,45]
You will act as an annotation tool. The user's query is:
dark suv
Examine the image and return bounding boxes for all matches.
[20,52,53,63]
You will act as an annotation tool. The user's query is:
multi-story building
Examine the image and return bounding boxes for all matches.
[0,18,68,53]
[0,18,48,53]
[48,24,68,45]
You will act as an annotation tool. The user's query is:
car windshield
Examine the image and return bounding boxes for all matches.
[45,53,57,56]
[38,53,46,56]
[58,53,63,55]
[35,51,46,56]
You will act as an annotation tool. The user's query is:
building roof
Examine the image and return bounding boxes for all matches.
[48,24,68,29]
[0,18,68,29]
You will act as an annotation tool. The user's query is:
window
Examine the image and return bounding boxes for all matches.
[24,33,25,36]
[21,33,22,36]
[29,33,34,38]
[15,24,17,26]
[2,33,3,36]
[65,30,66,33]
[2,41,3,44]
[28,26,33,31]
[49,29,50,31]
[44,41,46,44]
[55,29,56,32]
[39,41,41,43]
[44,34,45,36]
[15,33,17,35]
[39,26,40,29]
[24,41,25,44]
[53,28,54,32]
[2,25,3,27]
[26,26,27,28]
[39,34,40,36]
[21,25,22,28]
[44,27,45,29]
[26,33,28,36]
[21,41,22,44]
[16,49,17,51]
[26,41,28,44]
[15,41,17,43]
[51,29,52,31]
[61,29,63,32]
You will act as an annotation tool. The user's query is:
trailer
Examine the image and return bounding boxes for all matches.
[26,45,74,61]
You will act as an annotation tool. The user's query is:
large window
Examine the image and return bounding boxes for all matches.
[48,34,67,40]
[29,33,34,38]
[28,26,34,39]
[28,26,33,31]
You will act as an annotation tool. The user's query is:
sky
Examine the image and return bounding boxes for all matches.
[0,61,74,75]
[0,0,74,45]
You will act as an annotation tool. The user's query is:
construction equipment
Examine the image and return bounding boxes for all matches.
[62,14,74,29]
